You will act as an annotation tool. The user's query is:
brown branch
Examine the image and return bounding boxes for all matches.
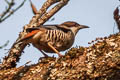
[30,0,38,15]
[0,33,120,79]
[0,0,26,23]
[0,0,69,70]
[0,0,15,19]
[114,7,120,32]
[29,0,61,25]
[37,0,69,26]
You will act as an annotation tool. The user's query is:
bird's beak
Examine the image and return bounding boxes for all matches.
[79,25,89,29]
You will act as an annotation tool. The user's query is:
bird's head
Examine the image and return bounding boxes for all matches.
[60,21,89,35]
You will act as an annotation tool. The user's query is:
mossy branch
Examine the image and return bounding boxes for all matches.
[0,33,120,79]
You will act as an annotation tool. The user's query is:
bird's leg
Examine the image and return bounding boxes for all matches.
[47,43,63,57]
[39,49,49,57]
[33,44,49,57]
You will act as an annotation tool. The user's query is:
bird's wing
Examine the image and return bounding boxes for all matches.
[17,30,40,43]
[18,24,71,43]
[26,25,70,33]
[26,25,58,32]
[41,25,59,30]
[17,25,57,43]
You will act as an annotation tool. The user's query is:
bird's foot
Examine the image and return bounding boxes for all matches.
[58,54,64,57]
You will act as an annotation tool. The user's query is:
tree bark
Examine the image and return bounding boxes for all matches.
[0,33,120,80]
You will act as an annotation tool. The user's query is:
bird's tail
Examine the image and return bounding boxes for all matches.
[17,30,40,43]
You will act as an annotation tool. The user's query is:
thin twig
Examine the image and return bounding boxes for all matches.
[30,0,38,15]
[0,0,14,19]
[0,0,26,23]
[0,40,9,49]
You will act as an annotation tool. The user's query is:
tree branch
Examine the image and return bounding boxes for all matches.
[0,33,120,79]
[0,40,9,49]
[37,0,69,26]
[114,7,120,32]
[0,0,26,23]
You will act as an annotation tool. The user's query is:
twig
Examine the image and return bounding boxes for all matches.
[37,0,69,26]
[114,7,120,32]
[0,0,26,23]
[0,0,14,19]
[29,0,61,25]
[30,0,38,15]
[0,40,9,49]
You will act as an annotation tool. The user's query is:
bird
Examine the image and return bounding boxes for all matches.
[18,21,89,57]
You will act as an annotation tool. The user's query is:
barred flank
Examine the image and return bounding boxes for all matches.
[46,30,67,43]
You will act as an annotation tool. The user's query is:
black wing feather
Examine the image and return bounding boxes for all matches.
[26,25,70,33]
